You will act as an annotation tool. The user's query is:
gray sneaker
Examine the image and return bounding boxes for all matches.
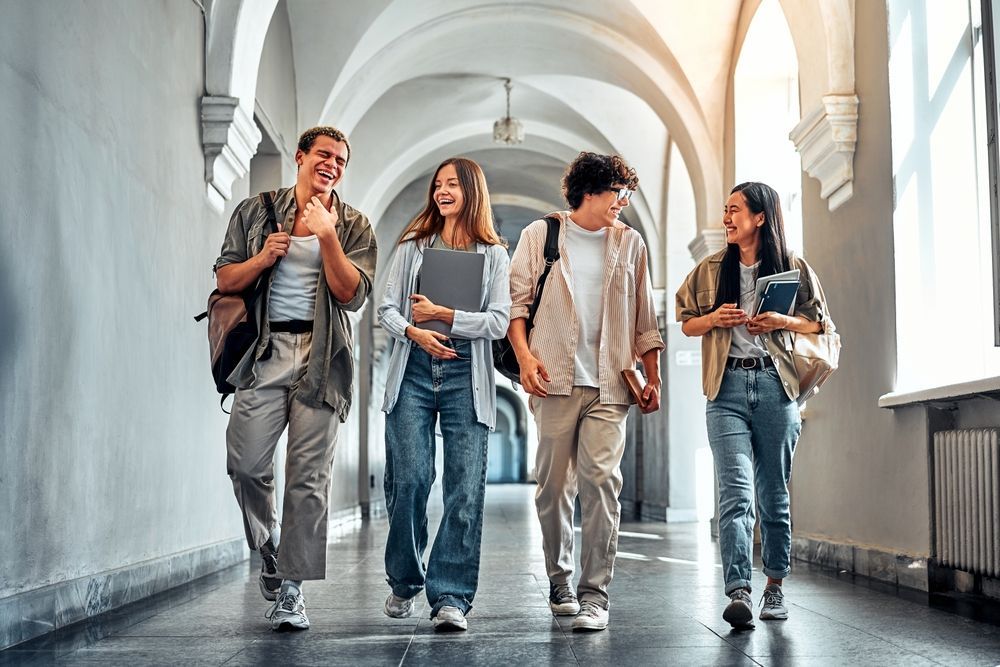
[723,588,755,628]
[759,583,788,620]
[384,592,414,618]
[258,541,280,602]
[432,605,468,631]
[571,600,609,631]
[548,582,581,616]
[266,591,309,631]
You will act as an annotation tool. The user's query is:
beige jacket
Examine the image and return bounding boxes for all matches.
[509,212,664,405]
[675,249,835,401]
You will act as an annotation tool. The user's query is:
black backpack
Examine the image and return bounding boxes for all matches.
[493,215,560,384]
[194,191,281,409]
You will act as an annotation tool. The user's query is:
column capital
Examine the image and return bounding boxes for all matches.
[790,94,860,212]
[688,228,727,263]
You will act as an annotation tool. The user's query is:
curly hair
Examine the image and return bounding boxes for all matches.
[561,152,639,209]
[297,126,351,165]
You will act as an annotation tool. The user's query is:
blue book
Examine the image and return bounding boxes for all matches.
[754,279,799,316]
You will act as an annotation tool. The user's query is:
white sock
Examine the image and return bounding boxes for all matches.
[269,526,281,548]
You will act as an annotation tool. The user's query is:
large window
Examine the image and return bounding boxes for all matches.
[888,0,1000,391]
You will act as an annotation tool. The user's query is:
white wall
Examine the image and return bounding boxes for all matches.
[0,0,242,597]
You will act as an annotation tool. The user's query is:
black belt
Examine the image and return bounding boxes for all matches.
[270,320,313,334]
[727,356,774,370]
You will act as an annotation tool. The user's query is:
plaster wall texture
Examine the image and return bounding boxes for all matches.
[789,0,931,557]
[0,0,244,598]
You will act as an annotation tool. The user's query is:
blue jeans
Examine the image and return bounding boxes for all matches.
[383,339,489,616]
[706,365,801,594]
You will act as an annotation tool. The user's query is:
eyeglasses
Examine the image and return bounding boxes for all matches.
[606,187,635,202]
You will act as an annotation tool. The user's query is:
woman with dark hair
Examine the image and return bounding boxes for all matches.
[675,182,835,629]
[377,157,510,631]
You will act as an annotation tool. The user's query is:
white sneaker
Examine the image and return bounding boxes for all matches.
[432,605,468,631]
[384,593,414,618]
[548,582,581,616]
[571,600,609,631]
[265,591,310,631]
[759,583,788,621]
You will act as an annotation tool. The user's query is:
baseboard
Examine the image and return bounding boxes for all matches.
[791,535,929,591]
[0,538,246,650]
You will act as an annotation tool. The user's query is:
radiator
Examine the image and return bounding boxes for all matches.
[934,428,1000,576]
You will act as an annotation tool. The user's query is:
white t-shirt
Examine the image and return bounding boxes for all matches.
[564,218,608,387]
[268,235,321,322]
[729,261,767,358]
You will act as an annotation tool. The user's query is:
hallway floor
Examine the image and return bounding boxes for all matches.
[4,485,1000,666]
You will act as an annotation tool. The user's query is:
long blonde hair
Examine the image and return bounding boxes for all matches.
[400,157,506,247]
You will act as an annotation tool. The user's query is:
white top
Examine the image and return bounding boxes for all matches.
[729,261,768,358]
[268,235,321,322]
[564,217,608,387]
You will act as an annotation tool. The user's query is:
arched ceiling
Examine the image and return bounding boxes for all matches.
[283,0,741,249]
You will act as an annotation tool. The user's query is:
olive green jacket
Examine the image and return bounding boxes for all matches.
[215,187,377,421]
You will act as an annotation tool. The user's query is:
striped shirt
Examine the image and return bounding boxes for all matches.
[509,212,664,405]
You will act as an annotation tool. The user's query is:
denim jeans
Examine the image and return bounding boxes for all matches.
[706,365,801,594]
[383,339,490,616]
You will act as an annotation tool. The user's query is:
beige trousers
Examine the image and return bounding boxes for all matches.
[531,387,629,607]
[226,331,340,580]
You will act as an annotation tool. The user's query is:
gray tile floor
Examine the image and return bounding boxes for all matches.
[5,485,1000,665]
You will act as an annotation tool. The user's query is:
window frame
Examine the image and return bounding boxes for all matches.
[980,0,1000,345]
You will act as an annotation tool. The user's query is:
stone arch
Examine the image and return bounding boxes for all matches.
[316,3,721,235]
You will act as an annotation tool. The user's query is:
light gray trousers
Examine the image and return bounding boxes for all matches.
[531,387,629,607]
[226,331,340,580]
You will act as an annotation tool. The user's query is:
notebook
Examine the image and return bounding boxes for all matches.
[416,247,485,337]
[753,269,800,316]
[754,280,800,316]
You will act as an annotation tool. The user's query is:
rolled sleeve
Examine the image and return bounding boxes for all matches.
[675,271,701,322]
[335,224,378,312]
[633,244,664,356]
[215,199,253,271]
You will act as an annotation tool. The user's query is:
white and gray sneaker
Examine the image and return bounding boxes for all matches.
[548,582,581,616]
[723,588,755,629]
[759,583,788,620]
[571,600,609,631]
[266,591,310,631]
[432,605,468,631]
[384,593,414,618]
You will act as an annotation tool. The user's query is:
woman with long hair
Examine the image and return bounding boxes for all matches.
[676,182,835,629]
[376,157,510,631]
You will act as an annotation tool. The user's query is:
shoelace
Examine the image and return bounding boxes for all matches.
[760,589,782,608]
[264,593,300,619]
[552,586,575,603]
[578,601,602,618]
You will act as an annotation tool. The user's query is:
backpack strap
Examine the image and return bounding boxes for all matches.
[259,190,281,233]
[526,214,562,329]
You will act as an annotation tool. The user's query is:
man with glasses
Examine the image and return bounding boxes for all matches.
[507,152,663,631]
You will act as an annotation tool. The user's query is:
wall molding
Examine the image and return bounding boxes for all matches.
[0,538,245,650]
[792,534,928,591]
[201,96,261,213]
[790,94,860,212]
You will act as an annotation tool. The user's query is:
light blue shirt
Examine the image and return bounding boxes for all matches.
[378,236,512,430]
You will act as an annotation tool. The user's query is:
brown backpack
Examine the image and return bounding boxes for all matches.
[194,191,281,408]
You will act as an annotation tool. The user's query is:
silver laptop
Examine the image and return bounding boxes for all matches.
[416,248,486,337]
